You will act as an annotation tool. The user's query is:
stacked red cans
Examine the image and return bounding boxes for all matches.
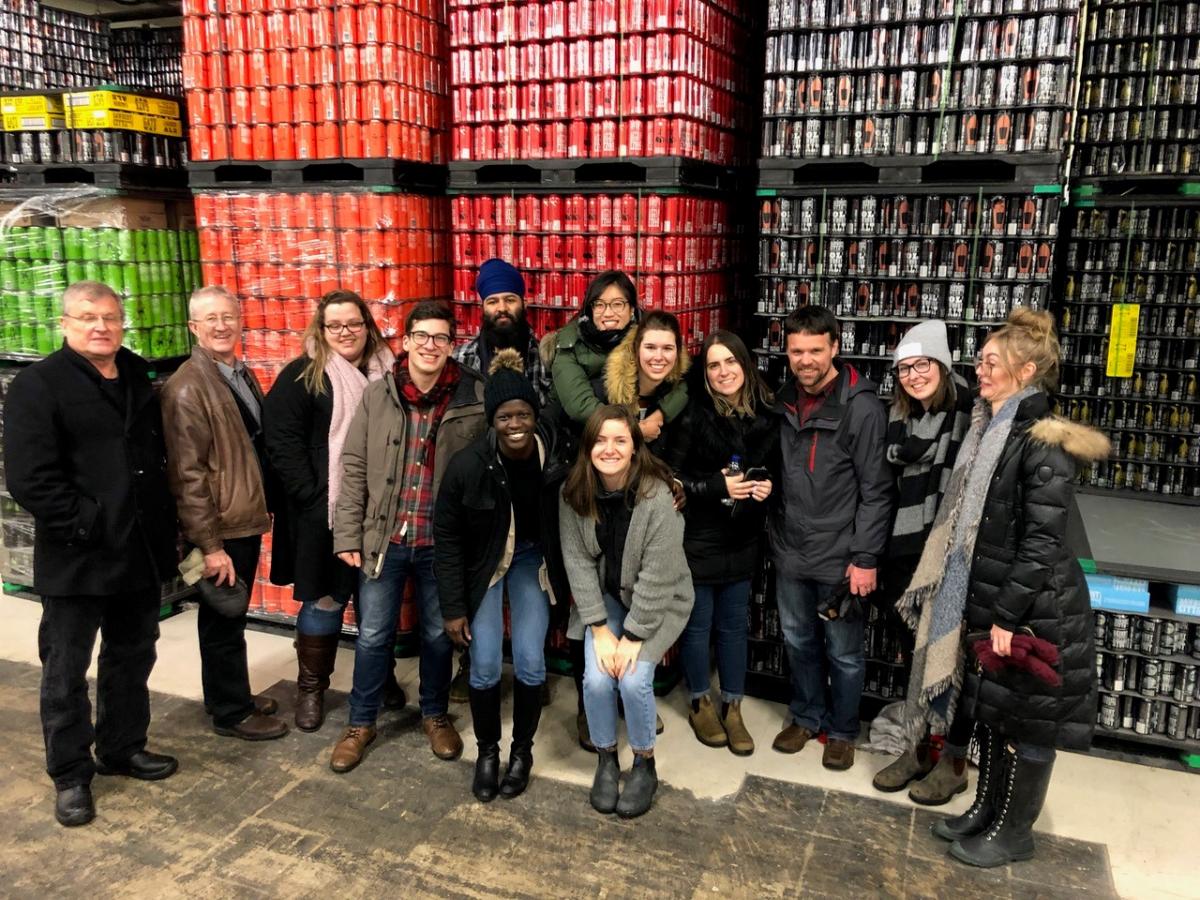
[182,0,449,162]
[194,188,451,392]
[450,190,732,348]
[448,0,754,163]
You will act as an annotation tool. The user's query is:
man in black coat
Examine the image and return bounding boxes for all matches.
[3,281,179,827]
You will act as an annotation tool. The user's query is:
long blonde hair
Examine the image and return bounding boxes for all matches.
[299,290,388,395]
[985,307,1061,393]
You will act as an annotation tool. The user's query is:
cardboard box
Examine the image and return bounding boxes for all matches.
[0,93,65,116]
[65,89,180,120]
[1166,584,1200,619]
[1086,573,1151,615]
[66,108,183,138]
[58,198,171,230]
[1,112,67,132]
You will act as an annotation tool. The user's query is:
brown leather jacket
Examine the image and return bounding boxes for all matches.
[161,346,270,553]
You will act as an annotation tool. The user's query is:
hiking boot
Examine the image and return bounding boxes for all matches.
[772,724,814,754]
[688,695,727,747]
[933,726,1006,841]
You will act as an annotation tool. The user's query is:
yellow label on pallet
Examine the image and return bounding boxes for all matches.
[1,112,67,131]
[65,90,179,120]
[66,109,183,138]
[1106,304,1141,378]
[0,94,66,116]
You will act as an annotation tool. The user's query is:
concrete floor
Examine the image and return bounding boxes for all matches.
[0,594,1196,899]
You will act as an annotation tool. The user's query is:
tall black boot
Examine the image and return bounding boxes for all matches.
[571,638,594,752]
[500,680,543,799]
[950,751,1055,868]
[468,685,502,803]
[932,725,1007,841]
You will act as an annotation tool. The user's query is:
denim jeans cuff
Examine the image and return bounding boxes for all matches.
[629,740,656,754]
[720,691,743,704]
[689,687,710,701]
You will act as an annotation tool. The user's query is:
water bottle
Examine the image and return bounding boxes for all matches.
[722,455,742,507]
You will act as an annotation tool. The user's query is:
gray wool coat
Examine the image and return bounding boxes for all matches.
[559,477,694,664]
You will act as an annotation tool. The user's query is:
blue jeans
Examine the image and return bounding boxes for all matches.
[680,579,750,703]
[469,541,550,690]
[349,543,452,723]
[582,593,658,752]
[296,600,346,637]
[775,577,865,742]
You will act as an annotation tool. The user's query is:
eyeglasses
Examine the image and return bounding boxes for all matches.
[974,356,999,374]
[408,330,452,349]
[591,299,629,314]
[896,358,933,379]
[63,313,122,327]
[324,320,365,335]
[191,314,239,327]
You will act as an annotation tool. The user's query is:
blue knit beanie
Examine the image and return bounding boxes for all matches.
[476,258,525,300]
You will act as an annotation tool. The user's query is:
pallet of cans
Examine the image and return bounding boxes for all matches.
[1074,0,1200,178]
[181,0,449,164]
[1056,200,1200,499]
[754,189,1061,392]
[0,195,199,359]
[39,6,111,90]
[761,0,1080,165]
[112,26,185,95]
[193,188,450,391]
[447,0,756,165]
[0,0,43,91]
[449,190,733,348]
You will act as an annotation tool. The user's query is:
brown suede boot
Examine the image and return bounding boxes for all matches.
[294,633,340,733]
[722,700,755,756]
[909,753,969,806]
[873,742,934,793]
[689,695,728,747]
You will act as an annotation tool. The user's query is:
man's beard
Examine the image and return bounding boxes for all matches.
[482,310,526,349]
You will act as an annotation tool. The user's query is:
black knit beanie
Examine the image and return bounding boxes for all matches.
[484,348,539,422]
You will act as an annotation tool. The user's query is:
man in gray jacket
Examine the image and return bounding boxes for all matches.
[331,301,486,772]
[768,306,894,771]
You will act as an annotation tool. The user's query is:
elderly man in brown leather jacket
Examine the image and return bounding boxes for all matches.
[160,285,288,741]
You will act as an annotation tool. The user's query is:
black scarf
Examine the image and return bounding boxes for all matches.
[579,314,634,353]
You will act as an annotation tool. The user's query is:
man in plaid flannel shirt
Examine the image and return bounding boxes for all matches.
[331,301,487,771]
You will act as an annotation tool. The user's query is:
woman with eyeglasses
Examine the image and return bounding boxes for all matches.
[542,271,689,750]
[559,405,693,819]
[899,309,1105,868]
[263,290,399,732]
[869,320,975,804]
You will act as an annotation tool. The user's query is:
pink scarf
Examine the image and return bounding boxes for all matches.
[307,337,395,528]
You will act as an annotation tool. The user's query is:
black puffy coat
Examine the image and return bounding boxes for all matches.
[433,423,571,624]
[959,392,1109,751]
[262,355,357,604]
[3,346,178,596]
[665,381,780,585]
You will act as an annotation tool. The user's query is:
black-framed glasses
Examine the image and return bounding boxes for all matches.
[591,299,629,314]
[324,321,365,335]
[408,330,452,348]
[896,358,933,379]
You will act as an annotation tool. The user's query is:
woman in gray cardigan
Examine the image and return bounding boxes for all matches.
[560,405,694,819]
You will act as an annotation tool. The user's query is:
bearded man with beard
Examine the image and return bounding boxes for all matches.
[453,258,550,406]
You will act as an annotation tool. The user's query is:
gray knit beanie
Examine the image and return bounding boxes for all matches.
[894,319,953,371]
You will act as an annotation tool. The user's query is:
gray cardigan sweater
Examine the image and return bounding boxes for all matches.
[560,477,694,664]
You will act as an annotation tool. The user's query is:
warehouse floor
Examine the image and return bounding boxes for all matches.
[0,595,1195,900]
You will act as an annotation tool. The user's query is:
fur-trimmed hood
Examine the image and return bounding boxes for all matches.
[603,328,690,409]
[1028,415,1111,462]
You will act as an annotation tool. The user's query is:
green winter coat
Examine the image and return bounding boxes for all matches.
[547,318,688,426]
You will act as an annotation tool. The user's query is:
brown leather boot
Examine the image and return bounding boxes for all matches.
[213,710,289,741]
[772,724,814,754]
[722,700,755,756]
[423,713,464,760]
[294,633,340,733]
[330,725,376,773]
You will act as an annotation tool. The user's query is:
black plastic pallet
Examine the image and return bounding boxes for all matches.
[757,153,1063,189]
[447,156,741,192]
[1072,175,1200,202]
[186,158,447,190]
[0,162,187,189]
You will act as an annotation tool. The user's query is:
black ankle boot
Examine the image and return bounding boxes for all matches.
[950,750,1055,868]
[590,748,620,814]
[933,726,1007,841]
[469,685,502,803]
[616,753,657,819]
[500,680,543,799]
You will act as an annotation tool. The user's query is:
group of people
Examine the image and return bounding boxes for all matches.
[6,259,1105,867]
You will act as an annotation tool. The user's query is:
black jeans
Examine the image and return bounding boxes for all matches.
[197,535,261,728]
[38,588,161,789]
